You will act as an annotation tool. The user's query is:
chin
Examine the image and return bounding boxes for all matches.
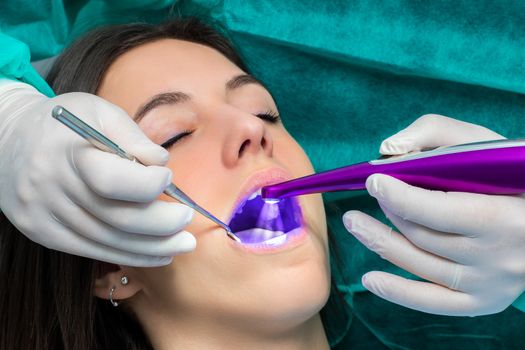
[238,238,331,332]
[274,265,330,325]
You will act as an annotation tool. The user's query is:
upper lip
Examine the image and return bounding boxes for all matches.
[227,167,293,223]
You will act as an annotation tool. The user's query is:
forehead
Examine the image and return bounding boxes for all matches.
[97,39,245,114]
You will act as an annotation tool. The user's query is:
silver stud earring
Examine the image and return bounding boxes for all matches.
[121,276,129,285]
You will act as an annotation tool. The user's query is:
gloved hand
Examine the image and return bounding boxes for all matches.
[0,80,196,266]
[343,114,525,316]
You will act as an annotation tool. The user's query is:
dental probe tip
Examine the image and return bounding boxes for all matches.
[226,230,242,243]
[205,215,241,242]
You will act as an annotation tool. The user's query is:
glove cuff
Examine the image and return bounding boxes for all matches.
[0,77,39,97]
[0,79,45,146]
[0,79,44,115]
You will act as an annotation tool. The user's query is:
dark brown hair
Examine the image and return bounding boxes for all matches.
[0,18,248,350]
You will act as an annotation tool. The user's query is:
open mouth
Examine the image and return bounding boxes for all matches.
[227,190,303,246]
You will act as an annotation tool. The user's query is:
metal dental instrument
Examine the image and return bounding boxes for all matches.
[51,105,240,242]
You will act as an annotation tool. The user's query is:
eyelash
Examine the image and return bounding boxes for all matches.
[161,130,194,149]
[161,110,280,149]
[256,110,280,123]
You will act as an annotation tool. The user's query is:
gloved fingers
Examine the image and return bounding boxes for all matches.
[47,223,175,267]
[68,186,194,236]
[343,210,468,291]
[378,203,477,264]
[53,202,196,256]
[379,114,504,155]
[74,147,172,202]
[366,173,518,237]
[361,271,479,316]
[84,95,170,166]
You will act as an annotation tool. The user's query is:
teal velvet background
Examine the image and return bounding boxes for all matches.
[2,0,525,348]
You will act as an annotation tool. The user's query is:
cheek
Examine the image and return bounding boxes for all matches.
[155,139,235,238]
[158,139,217,196]
[273,130,314,178]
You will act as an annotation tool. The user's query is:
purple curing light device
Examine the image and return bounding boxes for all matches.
[261,139,525,201]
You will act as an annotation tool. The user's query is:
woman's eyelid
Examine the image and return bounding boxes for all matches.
[159,113,195,149]
[161,129,194,149]
[159,105,279,149]
[227,87,279,120]
[255,109,281,123]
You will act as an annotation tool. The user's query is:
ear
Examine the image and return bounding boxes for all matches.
[94,265,143,303]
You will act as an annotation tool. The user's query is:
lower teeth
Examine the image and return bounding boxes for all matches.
[233,228,287,245]
[232,227,303,246]
[262,234,287,246]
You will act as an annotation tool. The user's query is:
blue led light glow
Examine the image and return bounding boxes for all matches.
[228,193,302,244]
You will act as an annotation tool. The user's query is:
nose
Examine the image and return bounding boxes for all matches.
[222,112,273,167]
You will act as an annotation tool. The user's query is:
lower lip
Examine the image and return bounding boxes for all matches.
[228,225,309,254]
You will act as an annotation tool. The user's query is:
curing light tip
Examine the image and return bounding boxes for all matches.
[263,198,280,204]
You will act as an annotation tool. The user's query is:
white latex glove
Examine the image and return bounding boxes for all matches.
[0,81,196,266]
[343,114,525,316]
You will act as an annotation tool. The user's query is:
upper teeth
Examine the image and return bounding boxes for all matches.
[248,189,261,200]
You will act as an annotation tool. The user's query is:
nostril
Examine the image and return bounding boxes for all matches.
[261,137,267,149]
[239,140,250,157]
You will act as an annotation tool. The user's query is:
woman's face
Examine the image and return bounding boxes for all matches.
[97,39,329,332]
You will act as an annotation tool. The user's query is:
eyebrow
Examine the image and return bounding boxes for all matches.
[225,74,264,90]
[134,74,267,121]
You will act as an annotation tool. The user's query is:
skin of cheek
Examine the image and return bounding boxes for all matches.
[130,126,330,331]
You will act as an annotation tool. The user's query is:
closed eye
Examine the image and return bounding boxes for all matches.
[256,110,280,123]
[161,130,194,149]
[161,111,279,149]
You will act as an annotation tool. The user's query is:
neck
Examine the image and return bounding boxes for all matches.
[139,308,329,350]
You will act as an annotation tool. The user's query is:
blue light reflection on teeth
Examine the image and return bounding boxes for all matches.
[259,233,287,247]
[234,228,300,248]
[234,228,286,244]
[228,192,302,245]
